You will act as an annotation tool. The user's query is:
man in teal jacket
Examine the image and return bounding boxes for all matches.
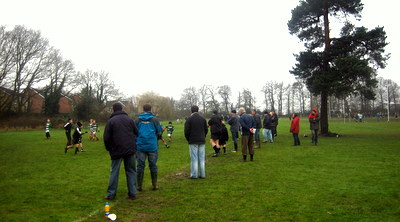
[135,104,163,191]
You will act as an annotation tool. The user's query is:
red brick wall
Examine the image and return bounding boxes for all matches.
[59,96,73,113]
[28,93,44,113]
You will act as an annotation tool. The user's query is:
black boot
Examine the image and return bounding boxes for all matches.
[151,172,159,190]
[74,148,79,154]
[212,147,218,157]
[241,155,247,162]
[137,172,144,191]
[250,154,254,161]
[234,143,238,151]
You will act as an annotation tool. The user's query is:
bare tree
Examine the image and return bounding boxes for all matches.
[218,85,231,113]
[285,83,291,115]
[0,26,15,86]
[95,71,120,105]
[262,88,269,111]
[262,81,275,111]
[8,26,49,113]
[198,84,209,116]
[375,77,387,113]
[389,81,399,114]
[292,80,307,114]
[236,91,242,108]
[74,69,120,120]
[242,88,254,112]
[208,86,220,112]
[180,86,199,111]
[275,82,286,115]
[137,92,175,120]
[43,48,75,115]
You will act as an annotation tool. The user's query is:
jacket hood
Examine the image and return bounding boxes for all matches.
[139,112,155,121]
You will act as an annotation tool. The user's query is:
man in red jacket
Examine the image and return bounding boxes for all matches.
[290,113,300,146]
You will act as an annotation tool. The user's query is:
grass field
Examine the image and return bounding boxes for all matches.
[0,118,399,221]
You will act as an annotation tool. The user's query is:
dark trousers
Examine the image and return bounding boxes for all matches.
[241,134,254,156]
[231,131,239,151]
[271,126,277,139]
[293,133,300,145]
[311,129,318,144]
[66,133,72,146]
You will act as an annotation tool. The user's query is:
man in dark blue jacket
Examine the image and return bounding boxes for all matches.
[238,107,256,162]
[227,110,240,152]
[104,102,138,200]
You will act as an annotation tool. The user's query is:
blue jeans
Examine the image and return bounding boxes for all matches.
[189,144,205,178]
[107,154,137,198]
[293,133,300,145]
[137,150,158,173]
[231,130,239,146]
[254,129,260,141]
[263,129,273,142]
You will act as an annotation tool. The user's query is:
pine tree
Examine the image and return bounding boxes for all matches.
[288,0,389,134]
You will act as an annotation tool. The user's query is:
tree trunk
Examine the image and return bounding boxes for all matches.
[320,91,329,134]
[320,0,330,135]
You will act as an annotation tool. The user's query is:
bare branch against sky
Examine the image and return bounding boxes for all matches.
[1,0,398,101]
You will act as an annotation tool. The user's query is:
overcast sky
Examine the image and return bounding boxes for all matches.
[1,0,398,102]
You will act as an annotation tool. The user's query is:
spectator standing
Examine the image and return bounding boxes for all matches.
[219,121,229,154]
[238,107,256,162]
[208,110,223,157]
[184,105,208,179]
[270,111,279,137]
[135,104,163,191]
[262,111,273,143]
[308,108,320,145]
[290,113,300,146]
[227,110,240,152]
[104,103,138,200]
[252,109,262,148]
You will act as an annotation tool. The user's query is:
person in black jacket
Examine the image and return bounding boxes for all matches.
[72,121,87,154]
[104,103,138,200]
[252,109,262,148]
[270,111,279,139]
[184,105,208,179]
[227,110,240,152]
[208,109,223,156]
[262,111,273,143]
[219,121,229,154]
